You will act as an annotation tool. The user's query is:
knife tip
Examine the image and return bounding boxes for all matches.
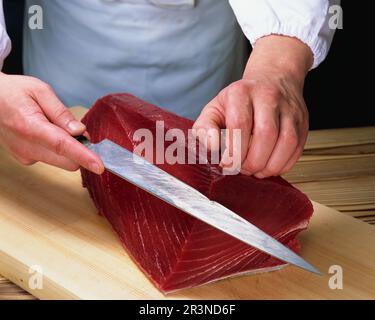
[296,260,322,276]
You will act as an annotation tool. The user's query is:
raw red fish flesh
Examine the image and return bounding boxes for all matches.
[80,93,314,293]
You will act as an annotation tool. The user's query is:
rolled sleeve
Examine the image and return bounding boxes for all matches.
[229,0,340,69]
[0,0,11,70]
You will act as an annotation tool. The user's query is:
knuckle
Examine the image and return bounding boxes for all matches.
[6,116,32,137]
[282,129,299,146]
[256,84,281,101]
[19,120,39,139]
[25,75,42,83]
[52,137,67,156]
[22,120,39,138]
[230,115,250,129]
[6,117,23,134]
[256,123,278,140]
[8,144,37,166]
[263,125,278,138]
[22,75,41,87]
[293,116,303,128]
[14,154,36,166]
[290,108,305,125]
[227,81,249,97]
[19,158,36,166]
[34,80,51,92]
[53,108,71,122]
[28,81,52,98]
[41,82,52,91]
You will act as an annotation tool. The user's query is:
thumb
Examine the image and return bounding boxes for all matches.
[33,83,86,136]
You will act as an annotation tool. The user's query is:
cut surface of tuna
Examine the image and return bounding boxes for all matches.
[80,93,314,293]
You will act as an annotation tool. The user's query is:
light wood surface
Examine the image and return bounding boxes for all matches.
[304,126,375,149]
[0,107,374,300]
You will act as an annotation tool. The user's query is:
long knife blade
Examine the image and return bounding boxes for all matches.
[83,138,320,275]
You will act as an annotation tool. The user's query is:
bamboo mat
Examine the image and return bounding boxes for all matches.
[0,278,35,300]
[283,126,375,224]
[1,126,374,300]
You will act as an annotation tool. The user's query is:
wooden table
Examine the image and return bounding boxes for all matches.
[1,124,374,300]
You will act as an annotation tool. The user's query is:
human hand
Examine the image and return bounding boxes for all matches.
[193,35,313,178]
[0,72,104,174]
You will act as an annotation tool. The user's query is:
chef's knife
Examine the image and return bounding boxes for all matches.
[77,136,321,275]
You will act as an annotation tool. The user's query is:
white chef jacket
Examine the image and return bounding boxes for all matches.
[0,0,11,70]
[0,0,338,119]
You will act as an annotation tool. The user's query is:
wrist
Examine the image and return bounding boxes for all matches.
[244,35,313,87]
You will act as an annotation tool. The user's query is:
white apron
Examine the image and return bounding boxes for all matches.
[23,0,248,119]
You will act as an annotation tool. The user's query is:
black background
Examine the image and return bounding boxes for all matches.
[2,0,374,130]
[0,300,369,318]
[0,300,375,320]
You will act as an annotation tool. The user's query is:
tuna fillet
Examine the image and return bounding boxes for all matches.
[80,93,314,293]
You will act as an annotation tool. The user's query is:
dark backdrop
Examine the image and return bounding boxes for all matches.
[2,0,374,129]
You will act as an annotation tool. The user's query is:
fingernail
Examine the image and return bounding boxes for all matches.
[90,162,103,175]
[220,159,233,168]
[220,150,233,168]
[254,173,266,179]
[68,120,86,133]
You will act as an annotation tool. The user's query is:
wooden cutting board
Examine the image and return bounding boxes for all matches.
[0,108,374,300]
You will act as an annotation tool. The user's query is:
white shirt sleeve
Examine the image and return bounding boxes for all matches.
[229,0,340,69]
[0,0,11,70]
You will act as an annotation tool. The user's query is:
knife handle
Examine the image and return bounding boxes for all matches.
[75,135,90,147]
